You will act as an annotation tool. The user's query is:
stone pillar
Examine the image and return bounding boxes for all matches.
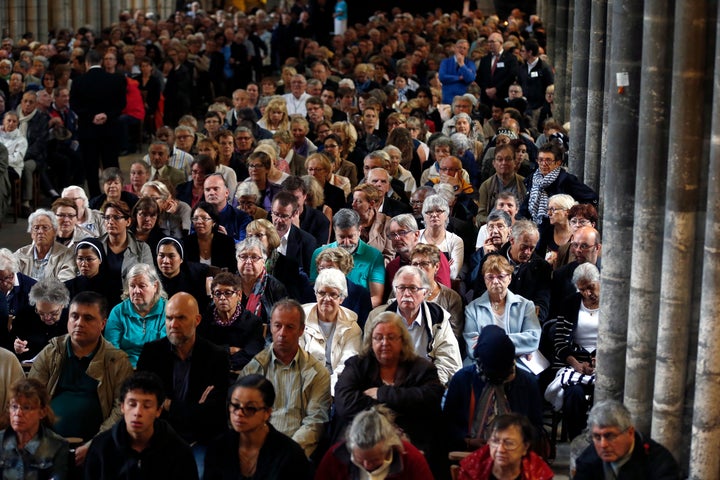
[568,0,590,177]
[561,1,573,126]
[543,1,556,60]
[553,0,568,122]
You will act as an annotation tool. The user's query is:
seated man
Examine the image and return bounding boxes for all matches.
[240,299,331,457]
[136,292,229,477]
[147,141,186,189]
[365,266,462,386]
[29,291,134,465]
[14,209,75,282]
[574,400,680,479]
[84,371,198,479]
[281,175,330,246]
[309,209,385,307]
[271,191,316,275]
[203,172,251,243]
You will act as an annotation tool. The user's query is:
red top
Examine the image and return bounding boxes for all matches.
[458,444,554,480]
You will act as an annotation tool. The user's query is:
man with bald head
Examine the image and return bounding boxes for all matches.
[476,32,518,107]
[137,292,229,477]
[551,226,602,317]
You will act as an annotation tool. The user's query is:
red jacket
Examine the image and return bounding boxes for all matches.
[458,444,554,480]
[316,440,434,480]
[123,77,145,121]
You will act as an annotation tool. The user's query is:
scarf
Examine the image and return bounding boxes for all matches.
[17,107,37,137]
[527,167,561,224]
[213,301,243,327]
[470,366,512,442]
[245,268,268,317]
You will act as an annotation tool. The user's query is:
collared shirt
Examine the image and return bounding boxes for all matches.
[267,348,303,438]
[605,438,635,479]
[396,304,430,360]
[277,229,290,256]
[527,57,539,73]
[172,344,194,404]
[30,244,52,280]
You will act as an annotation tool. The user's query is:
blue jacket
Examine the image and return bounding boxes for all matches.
[105,297,167,367]
[439,56,477,104]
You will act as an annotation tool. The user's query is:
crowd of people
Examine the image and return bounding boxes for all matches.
[0,2,682,479]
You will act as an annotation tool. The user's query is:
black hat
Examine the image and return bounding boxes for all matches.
[474,325,516,382]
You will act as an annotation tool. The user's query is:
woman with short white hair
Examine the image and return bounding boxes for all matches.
[61,185,105,235]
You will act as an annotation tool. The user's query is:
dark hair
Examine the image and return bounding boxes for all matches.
[71,291,109,319]
[211,271,241,290]
[230,374,276,408]
[488,413,535,446]
[3,378,56,427]
[119,371,165,406]
[281,175,307,194]
[568,203,599,225]
[101,200,131,218]
[322,133,342,147]
[133,196,159,217]
[192,201,219,223]
[191,154,217,176]
[523,38,540,57]
[272,190,299,210]
[538,143,562,163]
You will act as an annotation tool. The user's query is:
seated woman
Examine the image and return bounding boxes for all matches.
[64,238,119,306]
[105,263,167,367]
[198,138,238,197]
[155,237,212,312]
[61,185,105,236]
[301,268,362,394]
[124,160,151,196]
[184,201,237,273]
[175,154,215,210]
[0,248,36,350]
[537,193,576,268]
[419,194,464,280]
[203,374,311,480]
[457,413,553,480]
[316,405,433,480]
[244,150,283,211]
[333,312,445,476]
[235,181,268,220]
[464,255,541,366]
[351,183,394,265]
[0,111,28,187]
[140,180,191,238]
[199,272,265,372]
[553,203,599,270]
[0,378,69,479]
[89,167,138,211]
[12,278,69,362]
[128,196,165,259]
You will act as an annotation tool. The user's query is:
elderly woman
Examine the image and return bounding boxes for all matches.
[198,137,238,196]
[537,193,577,267]
[244,150,283,211]
[418,195,464,280]
[322,133,356,193]
[235,181,268,220]
[140,180,191,238]
[14,209,75,282]
[199,272,265,372]
[272,129,306,177]
[175,154,215,209]
[125,160,151,196]
[351,183,395,265]
[155,237,212,312]
[317,405,434,479]
[464,255,541,365]
[305,152,347,214]
[184,201,237,272]
[301,268,362,394]
[553,203,599,270]
[315,247,372,330]
[549,263,601,439]
[254,141,290,184]
[128,196,164,258]
[61,185,105,236]
[333,312,445,477]
[236,237,288,328]
[0,248,36,349]
[457,413,553,480]
[477,144,527,225]
[51,198,94,247]
[88,167,138,211]
[0,378,69,480]
[203,375,311,480]
[12,278,69,361]
[105,263,167,367]
[99,201,153,300]
[0,111,28,186]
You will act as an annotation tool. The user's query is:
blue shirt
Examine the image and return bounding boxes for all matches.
[309,240,385,289]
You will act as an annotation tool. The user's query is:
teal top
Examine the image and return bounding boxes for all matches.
[105,297,167,367]
[309,240,385,288]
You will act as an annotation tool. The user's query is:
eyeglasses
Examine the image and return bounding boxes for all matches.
[570,218,592,227]
[424,209,446,216]
[56,213,77,219]
[316,290,340,300]
[487,223,507,232]
[388,230,412,240]
[229,402,267,416]
[272,210,295,220]
[191,216,213,223]
[394,285,426,294]
[307,167,326,173]
[410,261,434,269]
[76,256,99,264]
[236,136,252,141]
[248,163,265,169]
[324,143,339,149]
[591,428,629,443]
[489,437,521,451]
[547,207,566,214]
[31,225,53,232]
[103,215,127,222]
[212,290,236,299]
[570,242,597,251]
[9,403,39,413]
[35,308,62,320]
[176,134,193,139]
[372,334,401,343]
[538,157,558,164]
[238,255,263,263]
[485,273,510,282]
[238,200,257,207]
[438,166,460,173]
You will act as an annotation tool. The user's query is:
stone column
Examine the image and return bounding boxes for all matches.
[568,0,590,177]
[553,0,568,122]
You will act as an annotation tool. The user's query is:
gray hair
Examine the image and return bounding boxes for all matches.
[61,186,89,210]
[432,184,456,206]
[235,236,268,260]
[429,135,454,154]
[394,265,430,290]
[511,219,539,242]
[235,181,260,201]
[361,311,416,360]
[29,278,71,307]
[315,268,348,299]
[122,263,167,300]
[234,126,254,137]
[421,195,450,228]
[0,248,19,272]
[572,262,601,286]
[175,125,194,136]
[383,145,401,157]
[487,209,512,228]
[141,180,171,199]
[390,214,418,232]
[27,209,58,233]
[333,208,360,230]
[257,138,281,156]
[450,132,472,153]
[587,399,633,431]
[346,405,404,453]
[364,150,391,169]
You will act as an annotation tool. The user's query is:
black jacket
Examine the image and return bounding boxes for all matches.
[299,205,330,247]
[183,231,237,273]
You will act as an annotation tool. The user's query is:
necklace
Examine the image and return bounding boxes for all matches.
[427,284,441,301]
[491,299,505,312]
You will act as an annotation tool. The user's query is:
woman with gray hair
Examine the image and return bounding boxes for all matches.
[236,237,288,328]
[88,167,138,211]
[316,405,434,479]
[301,268,362,394]
[419,194,465,280]
[333,311,445,477]
[61,185,105,236]
[12,278,70,361]
[0,248,36,350]
[234,180,267,220]
[105,263,168,367]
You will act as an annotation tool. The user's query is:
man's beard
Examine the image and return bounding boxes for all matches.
[340,243,358,255]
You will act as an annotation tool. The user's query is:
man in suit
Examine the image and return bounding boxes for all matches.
[70,49,127,197]
[281,175,330,246]
[476,32,518,108]
[516,38,554,125]
[137,292,229,478]
[271,191,317,274]
[147,141,187,189]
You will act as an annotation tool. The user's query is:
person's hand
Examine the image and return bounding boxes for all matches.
[483,237,498,254]
[218,225,228,235]
[455,53,465,66]
[92,113,107,125]
[485,87,497,99]
[440,171,461,191]
[13,338,28,354]
[229,346,241,355]
[49,117,63,128]
[164,198,178,214]
[363,387,378,399]
[75,443,90,466]
[199,385,215,404]
[163,398,172,411]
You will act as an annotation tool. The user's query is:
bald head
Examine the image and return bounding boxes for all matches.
[165,292,201,348]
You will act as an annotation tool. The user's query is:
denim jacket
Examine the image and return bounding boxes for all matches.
[0,425,69,480]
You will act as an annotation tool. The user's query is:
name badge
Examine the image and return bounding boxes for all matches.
[496,62,505,68]
[530,71,539,78]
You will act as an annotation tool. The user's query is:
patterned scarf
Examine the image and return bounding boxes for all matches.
[527,167,561,224]
[469,365,512,442]
[245,268,268,318]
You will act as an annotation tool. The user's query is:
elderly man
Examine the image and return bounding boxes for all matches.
[362,150,409,204]
[15,209,75,281]
[17,90,51,214]
[137,292,228,477]
[203,173,250,243]
[282,74,311,116]
[476,32,518,107]
[225,88,249,130]
[439,39,477,104]
[574,400,680,479]
[551,226,602,316]
[29,291,134,465]
[142,125,193,178]
[310,209,385,307]
[147,141,186,189]
[365,266,462,386]
[240,299,331,457]
[366,167,411,218]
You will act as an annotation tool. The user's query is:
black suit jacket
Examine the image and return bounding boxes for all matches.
[323,182,348,214]
[183,231,238,273]
[70,67,126,140]
[136,336,229,444]
[300,205,330,246]
[379,196,412,218]
[476,50,518,106]
[285,224,317,275]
